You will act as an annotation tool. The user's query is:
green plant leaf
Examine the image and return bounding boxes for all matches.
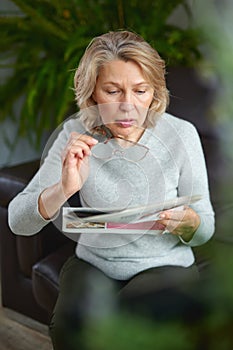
[0,0,203,149]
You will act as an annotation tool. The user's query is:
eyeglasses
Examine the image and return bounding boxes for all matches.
[90,128,149,162]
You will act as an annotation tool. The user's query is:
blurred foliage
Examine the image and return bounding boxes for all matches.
[192,0,233,164]
[82,315,194,350]
[0,0,202,148]
[193,1,233,123]
[80,240,233,350]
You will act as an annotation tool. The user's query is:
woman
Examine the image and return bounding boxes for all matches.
[9,31,214,349]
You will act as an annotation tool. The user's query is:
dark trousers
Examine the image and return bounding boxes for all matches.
[49,255,200,350]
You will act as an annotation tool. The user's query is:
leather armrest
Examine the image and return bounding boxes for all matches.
[15,221,70,278]
[0,159,71,277]
[0,174,27,207]
[0,159,40,181]
[0,159,40,207]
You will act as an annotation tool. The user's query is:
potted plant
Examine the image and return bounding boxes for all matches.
[0,0,202,149]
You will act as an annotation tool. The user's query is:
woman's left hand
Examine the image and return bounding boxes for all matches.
[157,206,200,242]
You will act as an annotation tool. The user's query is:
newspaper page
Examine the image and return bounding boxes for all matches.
[62,195,201,235]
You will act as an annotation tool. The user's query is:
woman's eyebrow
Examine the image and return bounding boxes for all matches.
[133,82,150,87]
[102,81,150,86]
[102,81,120,86]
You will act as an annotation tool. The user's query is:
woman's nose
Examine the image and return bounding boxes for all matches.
[119,101,134,112]
[119,92,134,112]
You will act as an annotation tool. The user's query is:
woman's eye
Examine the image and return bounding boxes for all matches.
[107,90,119,95]
[136,90,146,94]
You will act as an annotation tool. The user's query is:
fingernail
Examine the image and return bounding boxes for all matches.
[160,214,165,219]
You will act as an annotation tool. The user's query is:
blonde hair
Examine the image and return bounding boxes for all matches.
[74,30,169,129]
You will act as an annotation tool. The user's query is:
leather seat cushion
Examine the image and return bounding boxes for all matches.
[32,242,75,314]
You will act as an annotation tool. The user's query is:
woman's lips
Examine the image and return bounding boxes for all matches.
[115,119,135,128]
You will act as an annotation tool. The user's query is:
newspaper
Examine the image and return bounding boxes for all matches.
[62,194,202,235]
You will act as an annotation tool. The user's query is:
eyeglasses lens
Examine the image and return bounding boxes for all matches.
[91,138,148,162]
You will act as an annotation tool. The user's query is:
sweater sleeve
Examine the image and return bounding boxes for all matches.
[8,118,80,235]
[176,121,215,246]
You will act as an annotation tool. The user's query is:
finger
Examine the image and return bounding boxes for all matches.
[67,134,98,159]
[157,218,181,233]
[68,142,92,158]
[69,132,98,147]
[62,145,85,164]
[64,135,97,161]
[159,209,187,222]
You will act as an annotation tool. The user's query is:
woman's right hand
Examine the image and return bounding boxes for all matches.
[39,132,98,220]
[60,132,98,199]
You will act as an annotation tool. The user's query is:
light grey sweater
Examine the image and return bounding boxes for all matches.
[8,113,215,280]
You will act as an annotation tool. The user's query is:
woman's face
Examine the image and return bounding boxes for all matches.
[92,60,154,141]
